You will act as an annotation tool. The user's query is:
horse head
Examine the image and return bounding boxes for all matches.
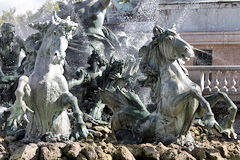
[29,12,78,76]
[49,13,77,64]
[140,26,194,73]
[33,12,77,67]
[153,25,194,63]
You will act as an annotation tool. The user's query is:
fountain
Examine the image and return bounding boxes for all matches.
[0,0,240,159]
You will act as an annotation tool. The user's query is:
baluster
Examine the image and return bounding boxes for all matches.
[237,71,240,93]
[211,71,220,92]
[228,71,237,93]
[220,71,228,92]
[203,71,211,92]
[200,71,204,91]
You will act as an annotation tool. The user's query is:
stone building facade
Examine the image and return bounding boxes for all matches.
[106,0,240,94]
[107,0,240,65]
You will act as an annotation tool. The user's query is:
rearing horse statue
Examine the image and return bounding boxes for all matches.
[100,26,237,145]
[7,13,89,139]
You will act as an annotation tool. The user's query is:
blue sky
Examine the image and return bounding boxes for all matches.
[0,0,57,15]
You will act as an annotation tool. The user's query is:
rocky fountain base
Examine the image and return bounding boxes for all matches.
[1,121,240,160]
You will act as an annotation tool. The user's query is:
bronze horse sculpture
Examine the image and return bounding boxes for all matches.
[100,26,237,144]
[7,14,90,140]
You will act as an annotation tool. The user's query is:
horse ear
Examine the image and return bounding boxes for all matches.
[52,14,57,25]
[153,25,164,36]
[53,11,62,23]
[66,16,71,22]
[171,24,176,31]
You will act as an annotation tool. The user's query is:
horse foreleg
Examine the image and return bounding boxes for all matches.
[7,76,33,128]
[204,92,237,139]
[56,92,89,140]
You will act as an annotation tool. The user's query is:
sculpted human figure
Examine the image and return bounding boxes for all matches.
[73,50,107,120]
[73,55,130,121]
[110,0,140,13]
[0,23,26,103]
[57,0,120,75]
[73,0,119,55]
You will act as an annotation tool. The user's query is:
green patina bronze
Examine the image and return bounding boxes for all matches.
[100,26,237,145]
[0,23,26,104]
[7,14,90,140]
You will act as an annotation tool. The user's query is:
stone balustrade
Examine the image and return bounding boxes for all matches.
[186,65,240,101]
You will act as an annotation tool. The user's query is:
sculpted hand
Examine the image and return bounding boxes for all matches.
[7,99,34,128]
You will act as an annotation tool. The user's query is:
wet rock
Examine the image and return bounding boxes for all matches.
[102,143,116,154]
[177,151,196,160]
[229,152,240,160]
[9,143,38,160]
[213,141,229,158]
[81,145,98,160]
[126,144,139,157]
[0,144,9,160]
[55,142,67,149]
[63,142,81,159]
[127,143,159,160]
[206,148,224,160]
[228,145,240,160]
[138,143,159,160]
[86,122,93,129]
[98,141,106,147]
[94,131,103,137]
[160,148,178,160]
[93,126,111,134]
[4,136,16,144]
[57,157,68,160]
[191,147,206,160]
[113,146,136,160]
[8,141,25,155]
[40,144,62,160]
[95,146,112,160]
[155,142,168,157]
[76,153,88,160]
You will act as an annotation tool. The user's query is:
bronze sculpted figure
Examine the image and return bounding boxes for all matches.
[7,14,90,140]
[0,23,26,104]
[100,26,237,145]
[58,0,120,77]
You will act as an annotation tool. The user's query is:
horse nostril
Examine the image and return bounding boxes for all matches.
[54,53,57,56]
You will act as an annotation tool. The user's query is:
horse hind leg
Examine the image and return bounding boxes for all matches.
[203,92,237,139]
[179,99,199,136]
[56,92,89,139]
[171,90,214,136]
[170,90,202,135]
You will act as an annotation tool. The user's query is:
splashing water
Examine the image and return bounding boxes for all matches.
[175,0,201,30]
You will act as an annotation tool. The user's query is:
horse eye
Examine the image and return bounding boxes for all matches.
[168,36,173,40]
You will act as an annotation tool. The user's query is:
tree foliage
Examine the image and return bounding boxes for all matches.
[0,0,58,27]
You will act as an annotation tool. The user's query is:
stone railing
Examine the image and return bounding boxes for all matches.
[186,65,240,101]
